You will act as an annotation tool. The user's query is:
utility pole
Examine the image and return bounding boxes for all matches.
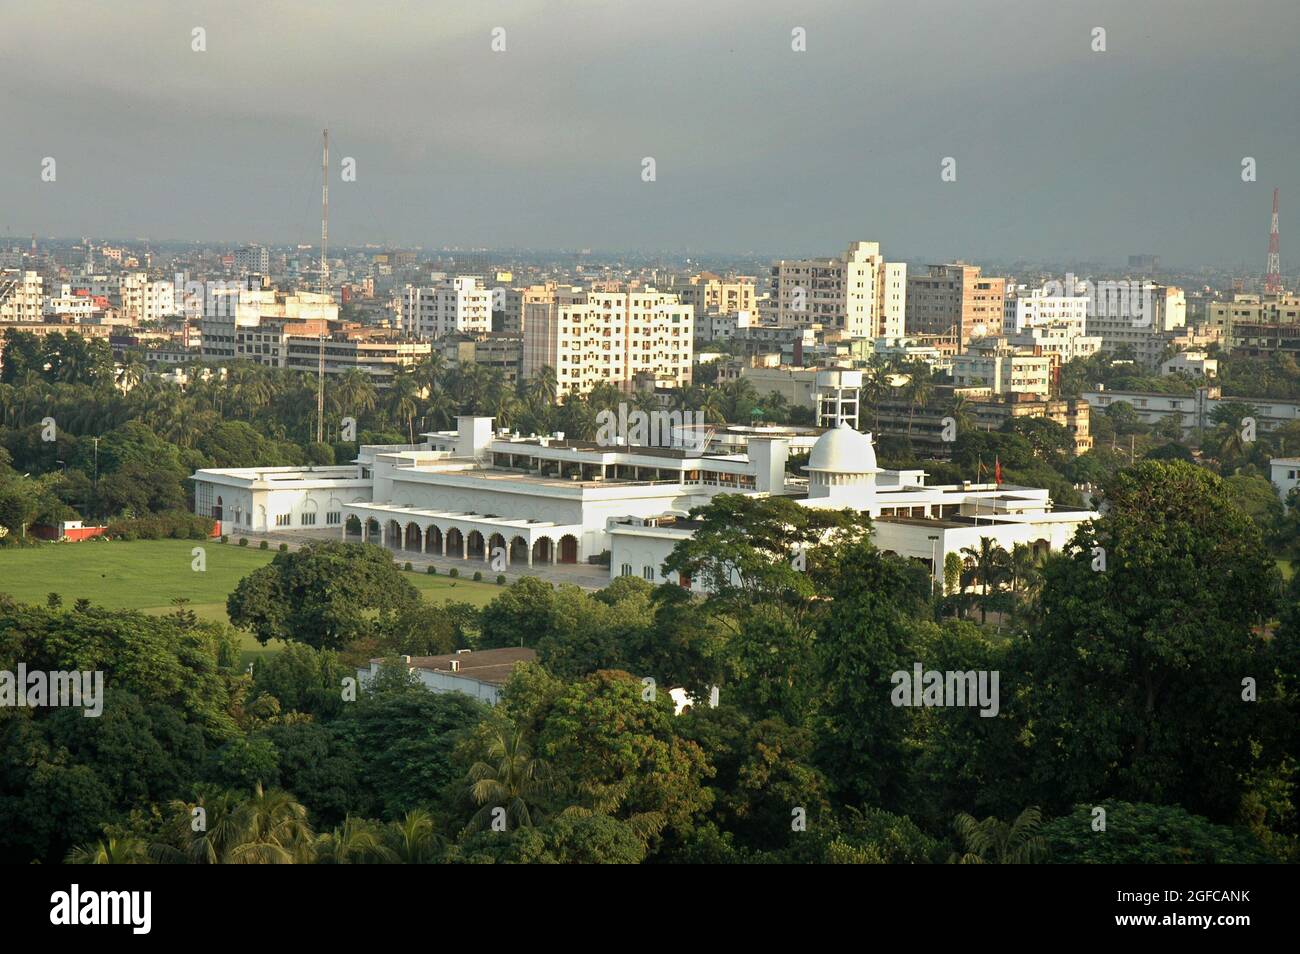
[317,128,329,445]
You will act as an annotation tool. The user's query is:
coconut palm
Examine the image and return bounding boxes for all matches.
[463,723,552,834]
[383,808,446,864]
[226,783,315,864]
[960,537,1009,623]
[1007,542,1041,602]
[948,807,1048,864]
[313,816,396,864]
[65,836,148,865]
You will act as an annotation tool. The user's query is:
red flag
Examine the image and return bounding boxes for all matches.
[994,456,1002,486]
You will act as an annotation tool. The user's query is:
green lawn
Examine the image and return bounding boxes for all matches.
[0,538,503,667]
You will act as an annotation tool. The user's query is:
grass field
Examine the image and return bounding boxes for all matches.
[0,538,503,666]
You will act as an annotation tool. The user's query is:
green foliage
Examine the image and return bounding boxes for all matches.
[1041,801,1272,863]
[227,541,420,650]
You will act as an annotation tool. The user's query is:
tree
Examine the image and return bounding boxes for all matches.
[227,541,419,649]
[1040,801,1272,864]
[462,720,552,833]
[1023,460,1280,819]
[959,537,1009,623]
[949,806,1048,864]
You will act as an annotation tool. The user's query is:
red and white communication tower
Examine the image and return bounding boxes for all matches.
[1265,188,1282,294]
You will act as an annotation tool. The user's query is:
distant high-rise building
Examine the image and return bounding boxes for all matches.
[401,276,492,339]
[235,244,270,277]
[766,241,906,338]
[906,262,1005,347]
[523,289,693,396]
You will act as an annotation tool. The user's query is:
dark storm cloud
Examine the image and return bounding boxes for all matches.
[1,0,1297,265]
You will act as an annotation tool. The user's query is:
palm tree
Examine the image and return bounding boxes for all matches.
[525,365,558,406]
[335,368,377,421]
[387,372,420,444]
[1007,542,1040,603]
[960,537,1009,623]
[463,723,552,834]
[66,836,148,864]
[948,807,1048,864]
[149,790,246,864]
[313,816,396,863]
[384,808,446,864]
[226,783,315,864]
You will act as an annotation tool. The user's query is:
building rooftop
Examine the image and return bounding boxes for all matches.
[378,648,538,687]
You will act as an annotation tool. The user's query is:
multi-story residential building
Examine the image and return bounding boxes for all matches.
[0,270,45,322]
[436,333,524,388]
[950,339,1052,398]
[695,309,756,344]
[43,287,99,322]
[766,241,906,338]
[200,289,338,361]
[523,289,693,396]
[118,273,176,324]
[906,262,1006,346]
[1208,294,1300,357]
[1085,282,1185,366]
[235,244,270,277]
[494,283,583,335]
[677,273,756,317]
[283,332,432,386]
[1004,285,1091,334]
[401,276,492,339]
[1082,384,1300,437]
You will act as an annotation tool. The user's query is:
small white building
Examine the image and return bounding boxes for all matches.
[357,648,536,705]
[1270,457,1300,502]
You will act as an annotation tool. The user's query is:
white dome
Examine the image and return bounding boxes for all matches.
[804,423,880,474]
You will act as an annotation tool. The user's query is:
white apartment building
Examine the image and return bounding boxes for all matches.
[766,241,906,338]
[401,277,492,339]
[1004,285,1091,334]
[1082,385,1300,437]
[523,289,693,396]
[1006,323,1103,364]
[0,270,44,322]
[1086,282,1186,366]
[1270,457,1300,502]
[1161,351,1217,378]
[44,286,98,322]
[951,340,1052,398]
[119,273,176,324]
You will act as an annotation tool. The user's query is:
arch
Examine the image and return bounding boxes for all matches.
[426,524,443,552]
[214,495,223,521]
[386,519,403,549]
[446,527,464,557]
[404,521,422,551]
[532,537,553,564]
[365,517,381,542]
[558,534,579,564]
[345,514,363,537]
[488,532,507,561]
[509,535,529,564]
[466,530,486,560]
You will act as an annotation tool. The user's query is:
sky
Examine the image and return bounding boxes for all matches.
[2,0,1298,268]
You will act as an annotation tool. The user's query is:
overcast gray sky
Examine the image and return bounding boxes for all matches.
[2,0,1298,266]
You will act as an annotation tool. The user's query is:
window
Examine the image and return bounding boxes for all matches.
[326,511,341,525]
[301,512,316,526]
[621,563,632,576]
[642,566,655,581]
[275,514,291,527]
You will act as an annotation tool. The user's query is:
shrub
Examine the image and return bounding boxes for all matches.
[473,571,483,582]
[221,535,229,544]
[259,540,269,550]
[426,566,437,575]
[103,510,215,541]
[404,562,413,571]
[496,574,506,585]
[239,538,248,547]
[278,543,289,552]
[449,568,459,578]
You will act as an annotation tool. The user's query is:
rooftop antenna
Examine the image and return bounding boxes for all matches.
[317,128,329,444]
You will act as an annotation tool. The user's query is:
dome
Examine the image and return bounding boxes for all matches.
[804,423,880,475]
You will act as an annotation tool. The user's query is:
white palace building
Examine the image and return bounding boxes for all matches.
[191,415,1097,591]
